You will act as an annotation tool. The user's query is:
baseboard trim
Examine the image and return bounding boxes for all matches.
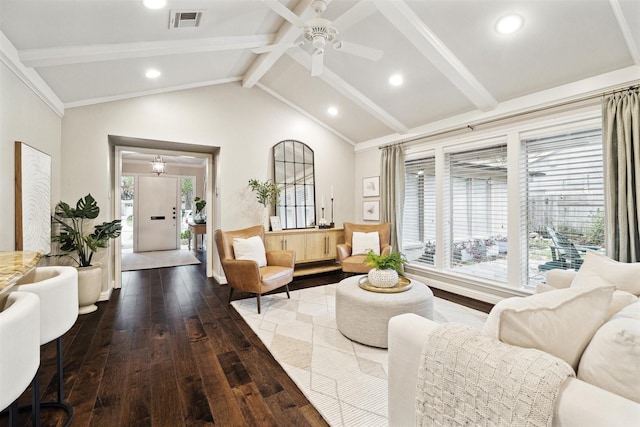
[405,268,530,305]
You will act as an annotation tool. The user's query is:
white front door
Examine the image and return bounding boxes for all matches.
[136,176,179,252]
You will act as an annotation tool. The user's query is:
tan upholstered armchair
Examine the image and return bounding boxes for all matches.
[337,222,392,273]
[214,225,295,313]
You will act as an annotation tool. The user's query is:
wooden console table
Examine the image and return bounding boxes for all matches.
[188,222,206,253]
[265,228,344,276]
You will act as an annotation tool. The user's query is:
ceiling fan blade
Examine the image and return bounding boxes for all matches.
[252,41,299,54]
[333,41,383,61]
[262,0,306,27]
[332,1,378,31]
[311,49,324,76]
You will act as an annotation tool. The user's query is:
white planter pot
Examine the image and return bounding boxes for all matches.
[77,264,102,314]
[263,206,271,231]
[368,268,399,288]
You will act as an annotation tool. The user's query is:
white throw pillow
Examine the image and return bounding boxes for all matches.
[537,284,636,320]
[571,250,640,296]
[232,236,267,267]
[482,285,614,370]
[606,291,639,320]
[351,231,380,255]
[578,301,640,403]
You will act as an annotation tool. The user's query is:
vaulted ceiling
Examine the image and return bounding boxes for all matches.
[1,0,638,147]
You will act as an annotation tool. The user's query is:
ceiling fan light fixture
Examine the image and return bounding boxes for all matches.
[150,155,167,175]
[496,14,524,34]
[143,0,166,10]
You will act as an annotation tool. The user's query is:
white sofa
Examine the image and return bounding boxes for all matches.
[388,252,640,426]
[388,312,640,426]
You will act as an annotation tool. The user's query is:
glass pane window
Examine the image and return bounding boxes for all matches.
[446,145,508,282]
[403,157,436,265]
[525,128,604,285]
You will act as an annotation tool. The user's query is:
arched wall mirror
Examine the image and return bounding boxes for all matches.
[273,140,316,229]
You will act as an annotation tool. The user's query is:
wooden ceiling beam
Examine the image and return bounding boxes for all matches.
[19,35,273,67]
[286,48,409,134]
[242,0,315,89]
[376,0,497,112]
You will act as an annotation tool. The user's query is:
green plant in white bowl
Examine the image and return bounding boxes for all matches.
[365,250,407,288]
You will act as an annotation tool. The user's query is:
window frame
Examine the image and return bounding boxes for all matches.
[402,108,602,293]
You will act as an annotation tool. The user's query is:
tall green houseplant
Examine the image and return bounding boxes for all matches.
[248,179,281,208]
[51,193,122,267]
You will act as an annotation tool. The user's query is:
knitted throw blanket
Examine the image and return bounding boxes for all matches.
[416,323,575,427]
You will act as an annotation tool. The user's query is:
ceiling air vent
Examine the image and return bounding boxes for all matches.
[169,10,204,29]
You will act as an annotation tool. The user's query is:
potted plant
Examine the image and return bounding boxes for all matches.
[248,179,281,230]
[51,193,122,314]
[365,250,408,288]
[194,196,206,224]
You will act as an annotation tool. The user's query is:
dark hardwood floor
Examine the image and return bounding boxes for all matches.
[12,252,492,427]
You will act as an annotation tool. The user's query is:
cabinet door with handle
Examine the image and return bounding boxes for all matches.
[305,231,340,262]
[283,233,306,260]
[264,233,284,252]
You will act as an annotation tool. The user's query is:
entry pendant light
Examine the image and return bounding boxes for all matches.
[150,155,166,175]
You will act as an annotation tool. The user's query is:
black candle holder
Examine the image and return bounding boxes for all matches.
[330,197,335,228]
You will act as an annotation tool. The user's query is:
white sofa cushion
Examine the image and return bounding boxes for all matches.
[537,285,637,321]
[571,250,640,296]
[482,285,613,370]
[606,291,639,319]
[232,236,267,267]
[578,301,640,403]
[351,231,380,255]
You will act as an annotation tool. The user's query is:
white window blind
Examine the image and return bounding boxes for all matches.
[445,144,509,282]
[403,157,436,265]
[525,128,604,281]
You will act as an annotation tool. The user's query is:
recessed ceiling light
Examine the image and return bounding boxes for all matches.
[145,69,161,79]
[389,74,403,86]
[496,14,524,35]
[327,106,338,116]
[143,0,166,9]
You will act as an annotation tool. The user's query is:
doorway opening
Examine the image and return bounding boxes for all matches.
[110,135,219,288]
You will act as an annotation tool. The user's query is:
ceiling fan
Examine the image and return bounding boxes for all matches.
[254,0,384,76]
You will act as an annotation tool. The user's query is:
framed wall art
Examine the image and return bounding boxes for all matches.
[362,201,380,221]
[270,216,282,231]
[362,176,380,197]
[15,141,51,253]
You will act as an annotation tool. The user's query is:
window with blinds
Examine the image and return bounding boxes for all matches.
[403,157,436,265]
[525,128,604,282]
[445,144,509,282]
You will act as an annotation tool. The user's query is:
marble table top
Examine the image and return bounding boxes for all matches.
[0,251,43,294]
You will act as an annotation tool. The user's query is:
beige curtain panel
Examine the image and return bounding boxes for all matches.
[603,88,640,262]
[380,145,405,253]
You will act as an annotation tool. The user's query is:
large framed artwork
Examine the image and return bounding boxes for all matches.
[15,141,51,253]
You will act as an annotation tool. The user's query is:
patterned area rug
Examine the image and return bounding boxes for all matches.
[121,249,201,271]
[231,281,488,426]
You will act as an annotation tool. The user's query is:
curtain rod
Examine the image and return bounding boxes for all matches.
[379,83,639,150]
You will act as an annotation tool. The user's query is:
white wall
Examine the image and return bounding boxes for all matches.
[62,82,356,282]
[354,147,382,222]
[0,61,61,250]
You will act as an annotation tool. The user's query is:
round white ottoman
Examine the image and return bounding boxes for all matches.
[336,275,434,348]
